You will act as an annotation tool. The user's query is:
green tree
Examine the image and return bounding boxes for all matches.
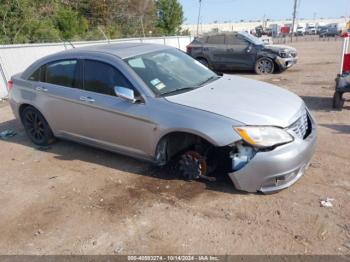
[26,19,61,43]
[0,0,31,44]
[0,0,184,44]
[155,0,184,35]
[54,7,88,40]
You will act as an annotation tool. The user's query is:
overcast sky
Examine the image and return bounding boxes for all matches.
[179,0,350,24]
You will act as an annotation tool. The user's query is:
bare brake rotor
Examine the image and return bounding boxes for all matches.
[178,151,216,182]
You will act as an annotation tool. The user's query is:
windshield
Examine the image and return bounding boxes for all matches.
[125,49,219,96]
[239,31,264,45]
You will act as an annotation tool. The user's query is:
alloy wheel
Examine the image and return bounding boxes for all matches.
[22,107,54,146]
[256,58,274,74]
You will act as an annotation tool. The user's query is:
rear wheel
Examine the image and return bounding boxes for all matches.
[197,58,209,68]
[21,106,55,146]
[255,57,275,75]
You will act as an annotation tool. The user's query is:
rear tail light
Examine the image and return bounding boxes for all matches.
[186,45,192,53]
[7,80,13,91]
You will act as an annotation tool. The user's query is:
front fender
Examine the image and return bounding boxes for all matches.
[151,117,243,158]
[257,51,278,61]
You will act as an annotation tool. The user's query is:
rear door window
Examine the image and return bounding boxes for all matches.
[83,60,133,96]
[44,60,78,88]
[207,35,225,45]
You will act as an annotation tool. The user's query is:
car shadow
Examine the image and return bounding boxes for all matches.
[320,124,350,134]
[219,69,287,76]
[0,119,248,196]
[300,95,350,112]
[220,70,257,76]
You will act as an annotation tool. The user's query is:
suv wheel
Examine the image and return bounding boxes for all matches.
[255,57,275,75]
[21,106,55,146]
[333,92,344,110]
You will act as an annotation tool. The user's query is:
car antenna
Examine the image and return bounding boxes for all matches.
[61,38,75,49]
[67,40,75,48]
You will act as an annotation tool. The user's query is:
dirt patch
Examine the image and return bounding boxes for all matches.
[90,175,210,218]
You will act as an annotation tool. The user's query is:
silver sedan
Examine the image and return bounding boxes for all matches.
[8,43,317,193]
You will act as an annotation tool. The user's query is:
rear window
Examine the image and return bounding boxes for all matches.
[28,68,41,81]
[226,35,248,45]
[196,36,208,43]
[44,60,78,88]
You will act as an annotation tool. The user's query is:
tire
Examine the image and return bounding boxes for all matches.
[255,57,275,75]
[21,106,55,146]
[333,92,344,110]
[197,58,209,68]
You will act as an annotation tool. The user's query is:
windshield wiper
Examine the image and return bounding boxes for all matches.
[161,76,221,97]
[198,75,221,87]
[161,87,196,96]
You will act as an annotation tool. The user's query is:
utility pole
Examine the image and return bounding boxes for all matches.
[139,0,150,38]
[196,0,202,36]
[291,0,298,42]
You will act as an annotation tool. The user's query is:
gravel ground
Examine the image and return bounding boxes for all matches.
[0,40,349,255]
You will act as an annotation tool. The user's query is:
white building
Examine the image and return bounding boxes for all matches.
[182,18,348,35]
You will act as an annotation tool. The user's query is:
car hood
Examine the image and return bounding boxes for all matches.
[165,75,304,127]
[263,44,297,53]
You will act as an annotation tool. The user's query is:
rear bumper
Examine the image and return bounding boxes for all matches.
[8,92,21,121]
[228,116,317,194]
[275,56,298,70]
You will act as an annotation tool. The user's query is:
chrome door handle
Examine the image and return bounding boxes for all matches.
[80,96,95,103]
[36,86,48,92]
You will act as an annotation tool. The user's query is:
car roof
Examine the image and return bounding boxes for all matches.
[199,31,241,37]
[20,43,172,80]
[61,42,170,59]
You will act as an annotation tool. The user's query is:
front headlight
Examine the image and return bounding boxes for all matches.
[234,126,293,148]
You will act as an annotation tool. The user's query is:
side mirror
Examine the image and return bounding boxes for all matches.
[114,86,136,103]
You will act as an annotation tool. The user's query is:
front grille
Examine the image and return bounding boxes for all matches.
[288,109,310,139]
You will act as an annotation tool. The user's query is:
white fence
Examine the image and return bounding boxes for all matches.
[0,36,193,98]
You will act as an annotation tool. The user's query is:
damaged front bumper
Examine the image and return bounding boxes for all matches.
[275,56,298,70]
[228,116,317,194]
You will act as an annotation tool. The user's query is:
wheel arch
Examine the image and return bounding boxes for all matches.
[195,56,209,62]
[153,130,218,166]
[19,103,34,123]
[257,53,277,61]
[195,56,211,66]
[18,103,51,128]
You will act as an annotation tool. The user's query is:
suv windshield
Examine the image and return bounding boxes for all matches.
[239,32,265,45]
[125,48,219,96]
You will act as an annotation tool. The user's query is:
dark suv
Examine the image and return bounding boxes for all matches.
[319,26,340,38]
[187,32,298,74]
